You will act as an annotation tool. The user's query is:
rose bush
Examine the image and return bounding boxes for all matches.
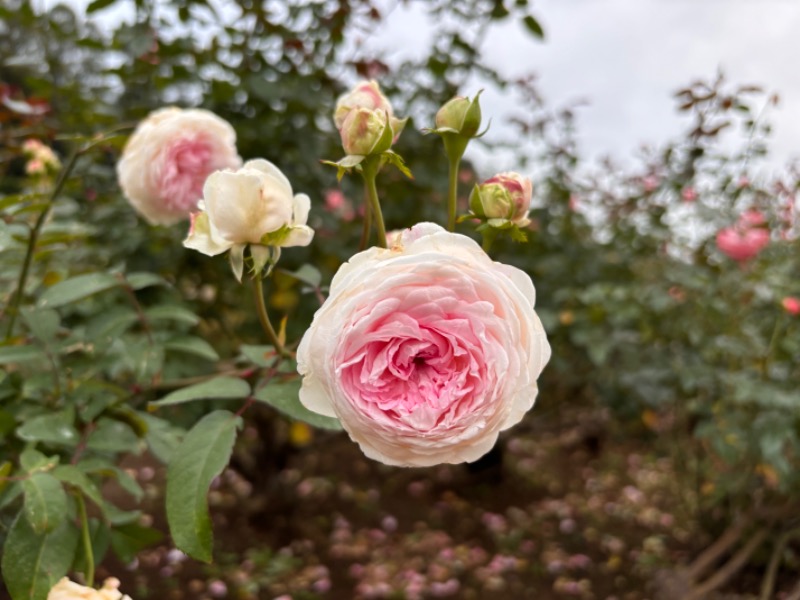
[297,223,551,467]
[117,107,241,225]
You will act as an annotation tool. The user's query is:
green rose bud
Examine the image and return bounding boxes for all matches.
[435,93,482,137]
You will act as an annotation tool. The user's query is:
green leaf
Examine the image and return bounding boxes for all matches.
[0,344,46,365]
[22,473,67,534]
[140,414,183,464]
[239,344,277,367]
[381,150,414,180]
[86,0,117,12]
[52,465,104,508]
[21,308,59,343]
[282,264,322,288]
[164,336,219,361]
[144,305,199,326]
[126,272,167,290]
[86,418,141,454]
[166,410,241,562]
[19,449,57,473]
[17,408,79,446]
[110,523,163,564]
[522,14,545,39]
[1,513,78,600]
[38,273,120,308]
[254,380,342,431]
[150,376,250,408]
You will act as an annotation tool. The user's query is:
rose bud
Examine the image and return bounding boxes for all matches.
[334,80,407,150]
[334,81,393,129]
[340,108,394,156]
[435,93,482,137]
[469,172,532,226]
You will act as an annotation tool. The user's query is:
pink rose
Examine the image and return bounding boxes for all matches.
[716,228,769,261]
[716,209,770,262]
[296,223,551,467]
[782,297,800,316]
[117,107,241,225]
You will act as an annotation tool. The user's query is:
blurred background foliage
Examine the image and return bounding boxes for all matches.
[1,0,799,597]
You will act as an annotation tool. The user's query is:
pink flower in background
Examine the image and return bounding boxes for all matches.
[716,209,770,262]
[681,186,697,202]
[716,228,769,262]
[296,223,550,467]
[782,297,800,316]
[117,107,241,225]
[643,175,659,193]
[324,189,356,222]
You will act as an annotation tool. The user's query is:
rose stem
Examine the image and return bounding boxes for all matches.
[251,277,289,358]
[76,492,95,587]
[359,179,372,251]
[5,127,132,339]
[4,146,80,339]
[361,156,387,248]
[447,155,461,232]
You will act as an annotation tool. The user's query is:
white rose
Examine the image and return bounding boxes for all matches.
[117,107,241,226]
[183,159,314,280]
[48,577,132,600]
[297,223,551,467]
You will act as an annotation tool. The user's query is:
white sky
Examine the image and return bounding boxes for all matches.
[43,0,800,174]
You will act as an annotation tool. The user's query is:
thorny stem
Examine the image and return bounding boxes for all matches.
[361,157,387,248]
[251,277,288,358]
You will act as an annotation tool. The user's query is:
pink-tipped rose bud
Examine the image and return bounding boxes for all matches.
[782,297,800,316]
[469,172,532,226]
[340,108,393,156]
[435,93,482,137]
[334,80,393,130]
[334,80,406,152]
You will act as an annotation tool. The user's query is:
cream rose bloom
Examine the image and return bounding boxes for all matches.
[48,577,131,600]
[297,223,551,467]
[117,107,241,226]
[183,159,314,281]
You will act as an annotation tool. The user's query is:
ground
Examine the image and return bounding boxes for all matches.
[88,403,743,600]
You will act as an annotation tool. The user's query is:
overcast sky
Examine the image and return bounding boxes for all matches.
[356,0,800,174]
[49,0,800,174]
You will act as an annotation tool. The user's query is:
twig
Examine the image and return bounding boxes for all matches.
[689,528,768,600]
[759,526,800,600]
[686,516,752,580]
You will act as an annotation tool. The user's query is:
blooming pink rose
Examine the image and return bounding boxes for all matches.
[716,227,769,261]
[716,209,770,262]
[296,223,551,467]
[117,107,241,226]
[782,297,800,316]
